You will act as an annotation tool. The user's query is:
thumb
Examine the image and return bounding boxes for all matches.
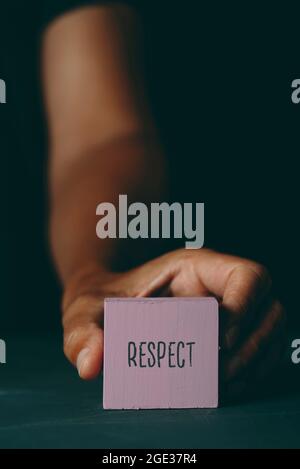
[63,296,104,380]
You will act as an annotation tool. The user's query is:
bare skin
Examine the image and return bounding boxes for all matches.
[42,5,286,386]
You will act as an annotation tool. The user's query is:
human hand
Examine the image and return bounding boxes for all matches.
[62,249,286,384]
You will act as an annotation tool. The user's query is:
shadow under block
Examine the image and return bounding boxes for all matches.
[103,298,219,410]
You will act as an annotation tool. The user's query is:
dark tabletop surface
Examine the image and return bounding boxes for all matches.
[0,335,300,449]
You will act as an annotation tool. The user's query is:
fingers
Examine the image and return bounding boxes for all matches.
[223,333,287,402]
[63,295,104,380]
[224,299,286,381]
[221,263,272,349]
[222,263,271,323]
[183,250,272,348]
[64,323,104,380]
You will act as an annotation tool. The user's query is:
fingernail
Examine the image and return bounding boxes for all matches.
[225,325,239,349]
[77,347,90,377]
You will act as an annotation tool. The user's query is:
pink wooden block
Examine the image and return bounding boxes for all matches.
[103,298,219,410]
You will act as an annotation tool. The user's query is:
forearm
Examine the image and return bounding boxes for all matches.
[42,5,166,285]
[49,132,166,285]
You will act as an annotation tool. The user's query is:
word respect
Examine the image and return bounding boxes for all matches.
[128,340,196,368]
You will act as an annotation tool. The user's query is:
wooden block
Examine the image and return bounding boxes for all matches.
[103,297,219,410]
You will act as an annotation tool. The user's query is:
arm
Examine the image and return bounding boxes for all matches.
[43,5,166,283]
[42,5,286,388]
[43,4,171,378]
